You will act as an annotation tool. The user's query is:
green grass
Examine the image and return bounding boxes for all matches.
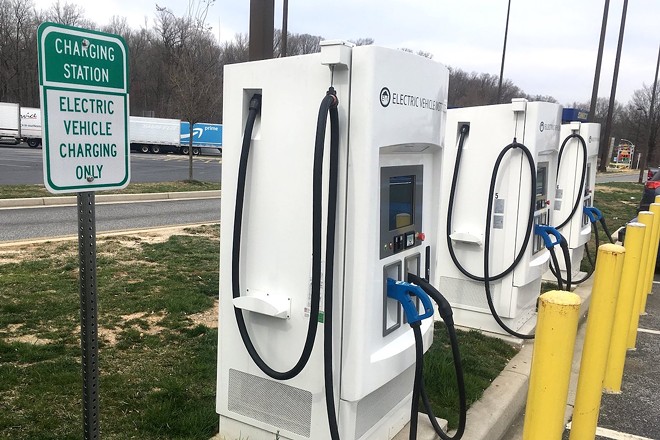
[422,323,518,429]
[0,181,220,199]
[575,181,642,273]
[0,225,219,440]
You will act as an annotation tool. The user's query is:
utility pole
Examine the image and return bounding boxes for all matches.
[281,0,288,57]
[496,0,512,104]
[248,0,274,61]
[638,44,660,182]
[598,0,628,172]
[589,0,610,123]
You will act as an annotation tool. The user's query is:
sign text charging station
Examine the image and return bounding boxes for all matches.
[37,22,129,440]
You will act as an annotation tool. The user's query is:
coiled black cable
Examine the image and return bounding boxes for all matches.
[231,91,337,383]
[446,124,538,339]
[483,141,538,339]
[555,134,588,230]
[549,213,613,286]
[446,125,536,283]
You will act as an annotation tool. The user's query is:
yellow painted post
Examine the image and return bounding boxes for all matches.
[628,211,653,350]
[523,290,581,440]
[650,195,660,295]
[603,222,646,393]
[642,202,660,310]
[569,244,625,440]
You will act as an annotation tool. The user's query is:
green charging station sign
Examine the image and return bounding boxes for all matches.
[38,23,130,194]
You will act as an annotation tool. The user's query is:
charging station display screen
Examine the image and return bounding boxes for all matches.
[389,176,415,230]
[536,168,547,197]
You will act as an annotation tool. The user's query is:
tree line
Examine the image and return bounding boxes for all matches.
[0,0,658,167]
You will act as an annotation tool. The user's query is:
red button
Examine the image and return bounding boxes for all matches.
[416,232,426,241]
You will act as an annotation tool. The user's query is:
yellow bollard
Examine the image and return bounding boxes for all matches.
[603,222,646,393]
[523,290,581,440]
[569,243,625,440]
[642,202,660,310]
[650,195,660,295]
[628,212,653,350]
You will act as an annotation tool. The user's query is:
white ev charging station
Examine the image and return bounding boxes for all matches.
[547,113,600,280]
[436,99,562,337]
[217,42,449,440]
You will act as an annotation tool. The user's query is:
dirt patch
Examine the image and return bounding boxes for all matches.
[188,300,218,329]
[6,335,51,345]
[0,248,36,265]
[7,323,24,332]
[99,312,168,346]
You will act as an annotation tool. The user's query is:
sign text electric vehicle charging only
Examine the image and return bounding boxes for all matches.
[37,22,129,440]
[38,22,130,193]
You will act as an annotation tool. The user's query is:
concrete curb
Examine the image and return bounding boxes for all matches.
[0,190,221,208]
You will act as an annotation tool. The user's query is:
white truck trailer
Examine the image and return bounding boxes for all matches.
[129,116,181,154]
[20,107,42,147]
[0,102,21,143]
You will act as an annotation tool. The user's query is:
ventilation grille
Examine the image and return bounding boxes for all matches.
[438,276,491,311]
[354,365,415,439]
[228,369,312,437]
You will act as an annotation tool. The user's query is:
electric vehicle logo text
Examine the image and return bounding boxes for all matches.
[380,87,391,107]
[380,87,442,112]
[539,121,560,132]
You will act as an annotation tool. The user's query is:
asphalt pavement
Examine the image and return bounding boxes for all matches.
[0,143,222,184]
[561,286,660,440]
[0,195,220,243]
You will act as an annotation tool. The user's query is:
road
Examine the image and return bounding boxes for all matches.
[0,198,220,242]
[0,143,221,184]
[596,171,641,184]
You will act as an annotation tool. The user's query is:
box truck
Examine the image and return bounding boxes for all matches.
[20,107,42,147]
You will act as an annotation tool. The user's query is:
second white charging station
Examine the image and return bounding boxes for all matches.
[217,42,448,440]
[437,99,562,336]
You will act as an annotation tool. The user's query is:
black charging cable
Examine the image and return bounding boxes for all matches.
[408,273,466,440]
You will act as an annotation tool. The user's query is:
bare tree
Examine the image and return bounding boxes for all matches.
[156,0,222,181]
[46,0,93,27]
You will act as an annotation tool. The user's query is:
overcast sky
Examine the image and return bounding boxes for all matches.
[34,0,660,106]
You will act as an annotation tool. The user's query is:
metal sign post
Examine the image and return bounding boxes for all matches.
[37,22,129,439]
[78,191,99,438]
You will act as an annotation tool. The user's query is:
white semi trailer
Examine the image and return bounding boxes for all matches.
[129,116,181,154]
[0,102,21,143]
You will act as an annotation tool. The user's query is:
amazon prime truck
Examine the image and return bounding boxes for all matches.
[180,122,223,155]
[20,107,42,147]
[0,102,21,143]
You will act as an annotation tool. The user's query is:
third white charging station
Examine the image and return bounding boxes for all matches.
[436,99,562,336]
[217,42,448,439]
[549,115,600,279]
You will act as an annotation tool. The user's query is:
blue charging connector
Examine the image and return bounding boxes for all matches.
[583,206,603,223]
[386,278,434,325]
[534,224,563,250]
